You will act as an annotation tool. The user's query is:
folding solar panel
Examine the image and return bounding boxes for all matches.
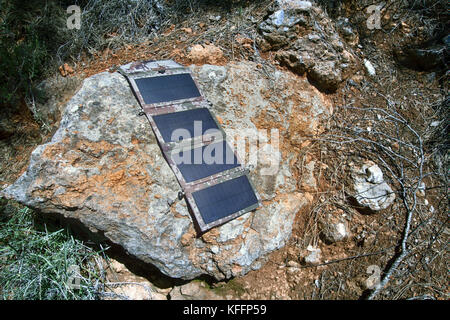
[152,108,221,143]
[118,60,204,113]
[118,60,261,232]
[135,73,201,105]
[172,140,241,184]
[190,175,259,227]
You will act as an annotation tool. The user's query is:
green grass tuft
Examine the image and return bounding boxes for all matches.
[0,204,107,300]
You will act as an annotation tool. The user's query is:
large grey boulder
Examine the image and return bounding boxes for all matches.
[2,61,332,280]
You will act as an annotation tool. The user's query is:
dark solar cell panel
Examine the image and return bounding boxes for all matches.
[153,108,220,143]
[135,73,201,105]
[192,175,259,225]
[174,141,240,183]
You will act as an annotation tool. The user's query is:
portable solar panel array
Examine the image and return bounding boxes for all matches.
[118,60,261,232]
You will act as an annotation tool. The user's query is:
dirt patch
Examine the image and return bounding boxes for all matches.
[187,44,227,65]
[0,101,46,187]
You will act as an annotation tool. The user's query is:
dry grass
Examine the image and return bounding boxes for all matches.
[309,21,448,298]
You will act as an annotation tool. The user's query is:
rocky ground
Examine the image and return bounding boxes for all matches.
[0,0,448,300]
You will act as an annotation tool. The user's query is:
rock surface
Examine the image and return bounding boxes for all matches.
[103,259,169,300]
[169,282,222,300]
[335,17,359,46]
[258,0,357,92]
[350,160,396,212]
[299,160,317,192]
[2,61,332,280]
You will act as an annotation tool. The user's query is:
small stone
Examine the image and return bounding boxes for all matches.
[430,121,441,127]
[59,63,74,77]
[321,220,350,244]
[351,160,395,212]
[210,245,219,254]
[287,260,299,268]
[304,246,321,265]
[209,15,221,21]
[308,34,321,42]
[364,59,376,76]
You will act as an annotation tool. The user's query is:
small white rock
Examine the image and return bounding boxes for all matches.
[287,260,300,268]
[321,221,350,243]
[314,279,320,288]
[304,247,321,265]
[430,121,441,127]
[364,59,376,76]
[210,245,219,254]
